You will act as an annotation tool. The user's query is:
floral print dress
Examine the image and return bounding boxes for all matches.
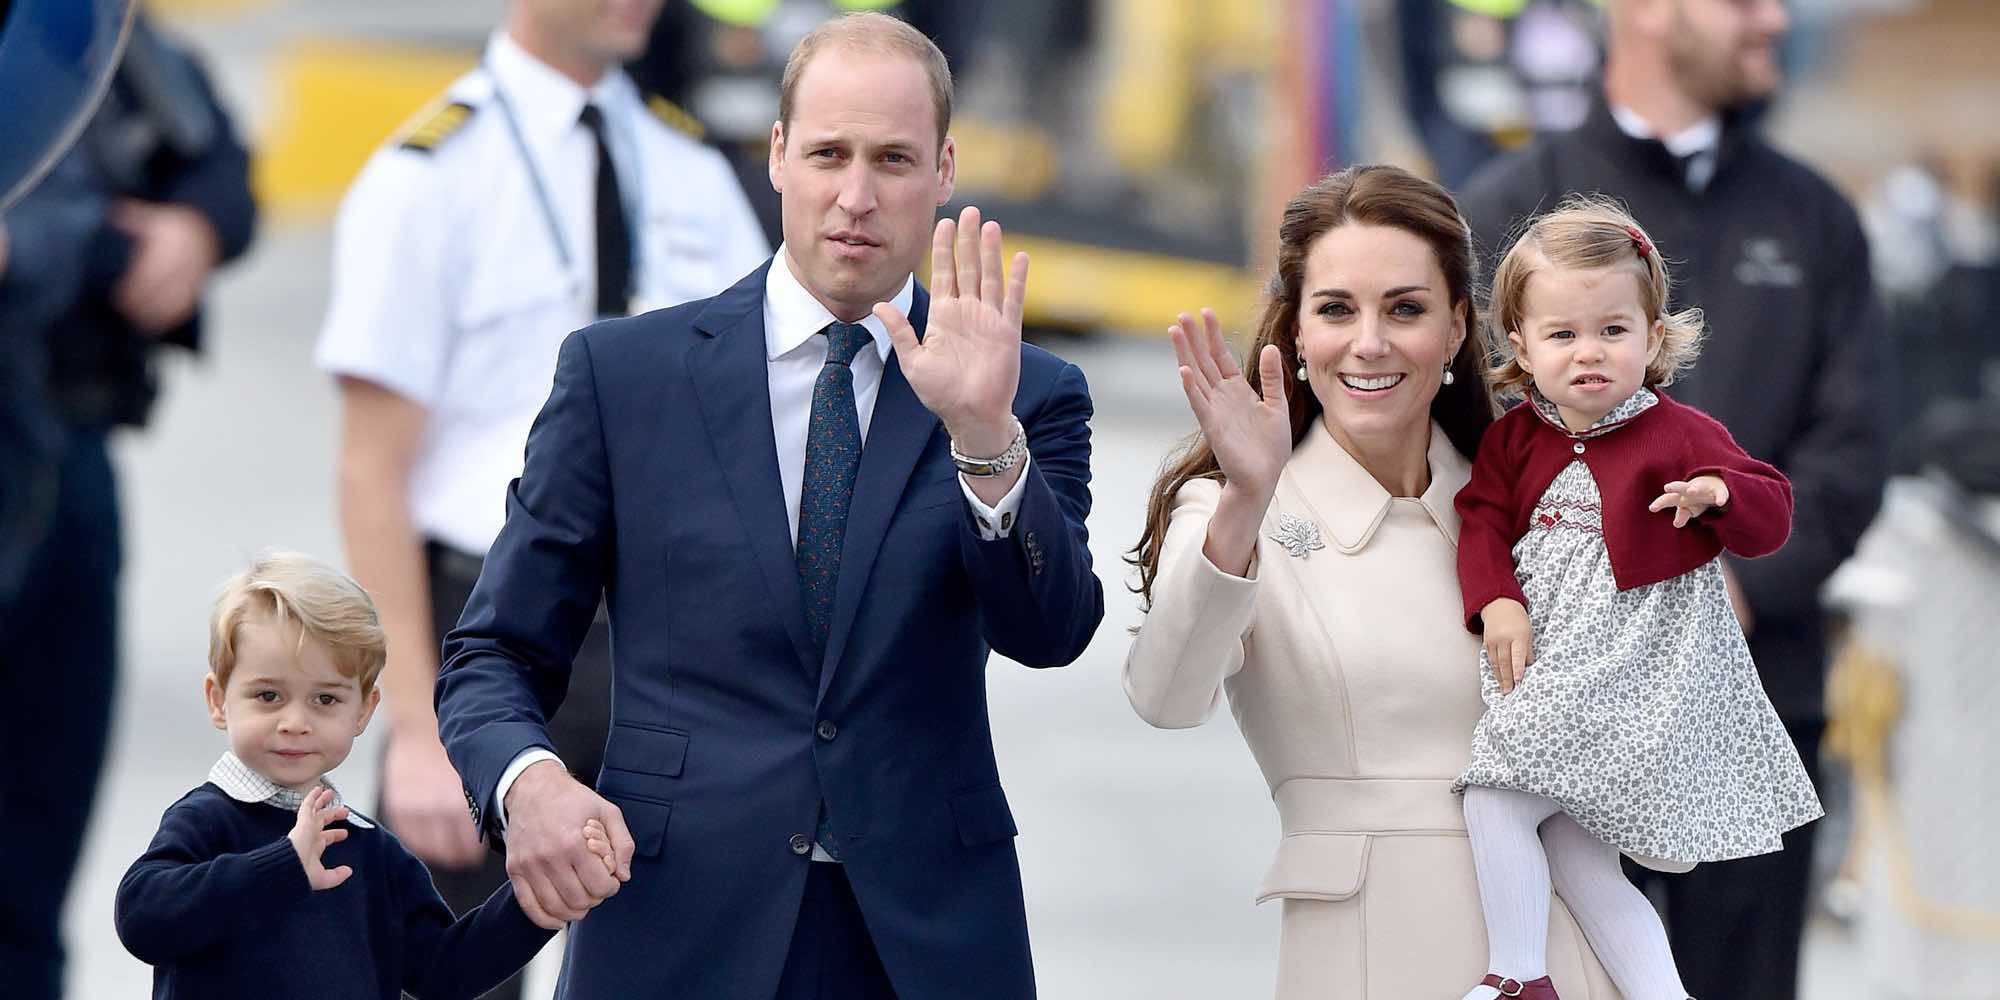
[1453,388,1823,865]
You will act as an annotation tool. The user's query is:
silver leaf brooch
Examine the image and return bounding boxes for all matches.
[1268,513,1325,559]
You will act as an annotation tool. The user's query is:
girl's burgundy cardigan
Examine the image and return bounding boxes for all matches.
[1456,390,1793,633]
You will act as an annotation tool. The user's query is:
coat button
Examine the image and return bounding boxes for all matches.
[1572,441,1586,454]
[815,720,838,741]
[789,833,811,856]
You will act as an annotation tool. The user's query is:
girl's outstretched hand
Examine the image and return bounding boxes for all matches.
[1650,475,1730,528]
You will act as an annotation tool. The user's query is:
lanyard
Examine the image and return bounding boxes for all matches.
[481,61,645,300]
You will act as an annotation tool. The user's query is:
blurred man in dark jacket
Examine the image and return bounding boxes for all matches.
[1456,2,1885,997]
[0,13,255,996]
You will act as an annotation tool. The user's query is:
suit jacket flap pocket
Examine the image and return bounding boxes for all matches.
[603,723,690,778]
[949,783,1018,846]
[1255,832,1370,903]
[608,791,672,858]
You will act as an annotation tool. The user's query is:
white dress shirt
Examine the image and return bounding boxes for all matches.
[494,247,1031,837]
[1610,103,1721,192]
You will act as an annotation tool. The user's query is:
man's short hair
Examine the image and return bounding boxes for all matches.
[777,12,953,153]
[208,552,387,695]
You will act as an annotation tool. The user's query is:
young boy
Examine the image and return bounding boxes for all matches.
[114,552,620,999]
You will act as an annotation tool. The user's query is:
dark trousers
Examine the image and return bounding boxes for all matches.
[387,541,614,1000]
[0,432,118,1000]
[774,862,896,1000]
[1630,718,1826,1000]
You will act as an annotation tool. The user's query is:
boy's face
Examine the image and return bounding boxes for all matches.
[205,618,380,793]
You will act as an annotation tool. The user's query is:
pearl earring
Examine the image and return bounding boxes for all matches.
[1442,364,1456,386]
[1296,363,1308,382]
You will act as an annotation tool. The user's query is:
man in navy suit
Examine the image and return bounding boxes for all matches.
[434,12,1103,998]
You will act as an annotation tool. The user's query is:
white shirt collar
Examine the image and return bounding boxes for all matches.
[763,244,908,365]
[486,30,635,150]
[207,751,375,829]
[1609,103,1721,160]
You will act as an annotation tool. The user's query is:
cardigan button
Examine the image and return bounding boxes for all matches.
[1572,441,1586,454]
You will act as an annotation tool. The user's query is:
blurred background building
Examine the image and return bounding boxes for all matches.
[10,0,1997,996]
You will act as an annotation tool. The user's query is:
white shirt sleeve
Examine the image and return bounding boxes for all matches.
[961,453,1032,541]
[314,149,456,406]
[492,747,564,833]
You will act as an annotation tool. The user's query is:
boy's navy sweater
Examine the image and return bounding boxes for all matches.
[115,782,553,999]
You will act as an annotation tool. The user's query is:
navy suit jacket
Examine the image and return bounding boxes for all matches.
[437,261,1103,998]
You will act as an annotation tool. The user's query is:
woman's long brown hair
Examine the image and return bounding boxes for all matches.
[1127,164,1494,611]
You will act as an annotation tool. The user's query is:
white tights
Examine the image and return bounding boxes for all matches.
[1459,786,1689,1000]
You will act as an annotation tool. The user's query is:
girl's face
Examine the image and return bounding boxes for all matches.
[1508,265,1665,432]
[1295,223,1465,455]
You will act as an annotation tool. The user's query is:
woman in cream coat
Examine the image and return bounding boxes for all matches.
[1126,166,1620,998]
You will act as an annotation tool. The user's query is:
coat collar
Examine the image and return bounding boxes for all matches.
[1580,94,1758,191]
[1280,417,1469,554]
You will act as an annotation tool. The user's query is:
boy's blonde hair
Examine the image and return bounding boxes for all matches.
[1484,194,1705,400]
[208,553,386,695]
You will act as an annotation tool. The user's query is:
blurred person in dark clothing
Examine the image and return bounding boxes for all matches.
[1456,2,1885,997]
[0,12,255,997]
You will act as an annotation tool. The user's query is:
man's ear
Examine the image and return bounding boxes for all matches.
[935,135,956,206]
[767,120,786,195]
[205,674,227,731]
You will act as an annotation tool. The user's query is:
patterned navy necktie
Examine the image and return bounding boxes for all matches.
[796,321,872,657]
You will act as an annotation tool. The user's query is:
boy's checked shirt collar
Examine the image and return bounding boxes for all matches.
[207,751,375,829]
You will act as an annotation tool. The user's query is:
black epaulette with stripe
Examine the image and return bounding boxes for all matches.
[398,100,476,154]
[645,94,706,142]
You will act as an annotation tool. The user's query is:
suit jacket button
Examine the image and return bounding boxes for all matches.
[789,833,812,856]
[815,720,838,741]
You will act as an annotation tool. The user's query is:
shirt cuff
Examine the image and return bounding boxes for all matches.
[960,453,1031,541]
[493,748,564,833]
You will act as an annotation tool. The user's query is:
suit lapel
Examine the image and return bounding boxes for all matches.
[818,286,937,696]
[688,263,819,681]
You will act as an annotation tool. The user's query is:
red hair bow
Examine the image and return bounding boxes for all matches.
[1627,226,1653,259]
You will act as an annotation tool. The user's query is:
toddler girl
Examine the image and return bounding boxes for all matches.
[1452,198,1821,1000]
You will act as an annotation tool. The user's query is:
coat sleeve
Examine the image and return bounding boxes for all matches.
[1725,205,1887,620]
[1123,478,1259,729]
[1682,406,1794,559]
[1455,417,1528,632]
[436,331,615,839]
[395,839,554,999]
[114,799,312,964]
[160,49,258,267]
[958,360,1105,668]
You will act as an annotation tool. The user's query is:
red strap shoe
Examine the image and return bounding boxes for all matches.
[1478,973,1560,998]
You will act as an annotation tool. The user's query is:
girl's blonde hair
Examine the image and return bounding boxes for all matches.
[209,552,387,695]
[1484,195,1704,401]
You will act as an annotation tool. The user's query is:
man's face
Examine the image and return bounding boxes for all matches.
[521,0,664,63]
[1665,0,1791,111]
[769,47,954,321]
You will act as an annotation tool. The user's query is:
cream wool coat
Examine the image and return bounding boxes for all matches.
[1125,419,1621,999]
